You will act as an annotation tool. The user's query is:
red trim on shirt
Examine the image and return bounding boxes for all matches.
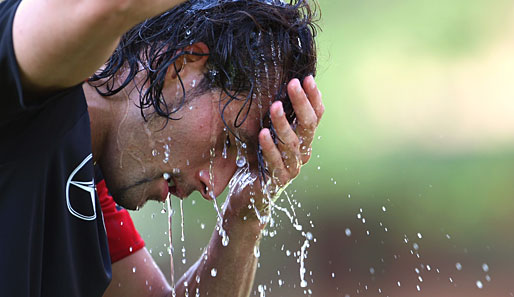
[97,179,145,263]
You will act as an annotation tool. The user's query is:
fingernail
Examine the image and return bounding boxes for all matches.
[277,104,284,117]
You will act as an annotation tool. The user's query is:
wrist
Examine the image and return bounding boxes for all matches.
[223,204,269,236]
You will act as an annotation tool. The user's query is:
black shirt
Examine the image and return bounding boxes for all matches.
[0,0,112,296]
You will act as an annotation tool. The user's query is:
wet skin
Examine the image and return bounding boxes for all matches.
[87,48,324,297]
[86,44,324,220]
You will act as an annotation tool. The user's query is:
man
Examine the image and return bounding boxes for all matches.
[0,0,323,296]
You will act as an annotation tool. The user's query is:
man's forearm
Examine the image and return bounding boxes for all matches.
[175,215,263,297]
[13,0,185,91]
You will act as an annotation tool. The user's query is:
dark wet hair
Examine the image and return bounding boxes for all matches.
[89,0,319,180]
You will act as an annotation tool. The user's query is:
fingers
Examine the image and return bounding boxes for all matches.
[302,75,324,122]
[257,75,323,192]
[259,128,292,187]
[287,78,318,132]
[269,101,301,170]
[287,75,324,163]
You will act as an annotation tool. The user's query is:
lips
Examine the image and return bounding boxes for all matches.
[163,173,181,198]
[158,178,170,202]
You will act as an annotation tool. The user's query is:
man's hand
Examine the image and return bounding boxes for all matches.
[224,75,324,223]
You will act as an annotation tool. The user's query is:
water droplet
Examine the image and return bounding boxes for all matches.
[331,272,335,278]
[152,149,158,157]
[476,280,483,289]
[417,232,423,239]
[132,267,136,273]
[236,149,246,167]
[382,206,386,212]
[482,263,489,272]
[163,144,170,163]
[254,245,261,258]
[129,246,133,252]
[300,280,308,288]
[221,233,230,246]
[210,268,217,277]
[456,262,462,271]
[369,267,375,275]
[345,228,351,237]
[305,232,313,240]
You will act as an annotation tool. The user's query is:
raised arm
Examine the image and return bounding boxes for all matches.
[12,0,185,92]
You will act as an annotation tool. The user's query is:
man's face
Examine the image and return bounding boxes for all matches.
[99,71,266,210]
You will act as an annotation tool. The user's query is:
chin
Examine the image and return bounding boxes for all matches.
[111,193,138,210]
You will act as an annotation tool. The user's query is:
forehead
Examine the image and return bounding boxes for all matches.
[218,94,270,148]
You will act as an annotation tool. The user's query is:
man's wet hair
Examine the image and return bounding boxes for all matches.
[89,0,319,179]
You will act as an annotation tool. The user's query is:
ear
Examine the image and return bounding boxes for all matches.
[169,42,210,79]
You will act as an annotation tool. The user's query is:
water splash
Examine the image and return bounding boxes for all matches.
[163,144,170,163]
[208,147,230,246]
[179,199,187,266]
[166,193,176,296]
[222,130,229,159]
[180,200,185,242]
[299,238,310,288]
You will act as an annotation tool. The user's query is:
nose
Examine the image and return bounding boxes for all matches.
[197,163,237,201]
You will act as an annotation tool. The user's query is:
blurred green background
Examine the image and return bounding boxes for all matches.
[131,0,514,296]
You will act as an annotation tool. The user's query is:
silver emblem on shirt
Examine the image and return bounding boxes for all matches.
[66,153,96,221]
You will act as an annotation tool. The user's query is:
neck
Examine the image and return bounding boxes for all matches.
[83,82,112,164]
